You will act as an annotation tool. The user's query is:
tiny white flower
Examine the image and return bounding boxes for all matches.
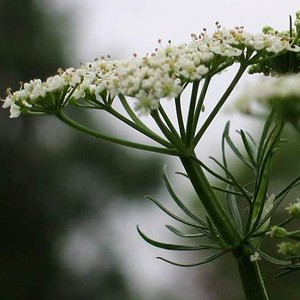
[249,252,261,262]
[9,104,21,118]
[2,96,14,108]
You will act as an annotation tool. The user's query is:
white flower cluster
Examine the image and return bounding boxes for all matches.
[2,25,300,118]
[249,251,261,262]
[236,74,300,117]
[286,199,300,218]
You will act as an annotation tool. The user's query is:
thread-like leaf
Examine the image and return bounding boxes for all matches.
[275,176,300,200]
[145,195,204,229]
[188,155,234,185]
[165,225,206,238]
[206,217,228,248]
[222,121,230,168]
[137,226,219,251]
[163,166,208,227]
[257,110,276,164]
[257,120,283,168]
[239,129,257,168]
[156,249,227,267]
[249,121,283,233]
[226,185,243,235]
[224,122,254,170]
[257,249,290,266]
[212,185,245,196]
[249,156,272,232]
[210,157,252,203]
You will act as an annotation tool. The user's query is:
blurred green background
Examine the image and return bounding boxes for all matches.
[1,1,300,299]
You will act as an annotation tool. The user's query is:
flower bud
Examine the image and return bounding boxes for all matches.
[269,226,288,238]
[249,252,261,262]
[285,199,300,219]
[278,241,300,256]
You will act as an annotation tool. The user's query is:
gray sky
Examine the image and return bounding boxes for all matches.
[54,0,300,61]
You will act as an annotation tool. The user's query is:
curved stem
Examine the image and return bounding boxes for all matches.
[119,93,150,129]
[56,110,178,156]
[151,110,187,153]
[107,106,172,148]
[158,105,181,139]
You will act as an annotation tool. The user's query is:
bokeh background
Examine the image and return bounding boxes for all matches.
[1,0,300,299]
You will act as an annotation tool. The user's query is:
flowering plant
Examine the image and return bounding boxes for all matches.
[3,12,300,300]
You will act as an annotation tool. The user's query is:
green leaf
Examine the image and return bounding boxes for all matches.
[145,195,205,230]
[165,225,206,238]
[249,156,272,232]
[223,122,254,170]
[188,155,233,185]
[156,249,228,267]
[257,117,283,168]
[212,185,245,196]
[257,109,277,164]
[210,157,252,204]
[163,166,208,227]
[257,249,291,266]
[255,195,292,233]
[248,117,284,233]
[222,121,230,168]
[239,129,257,169]
[137,226,219,251]
[275,175,300,200]
[253,177,300,234]
[225,185,243,235]
[206,217,228,249]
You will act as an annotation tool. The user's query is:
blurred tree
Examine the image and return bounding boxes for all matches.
[0,1,162,299]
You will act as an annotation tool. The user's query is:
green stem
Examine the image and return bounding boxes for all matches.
[56,110,178,156]
[192,64,247,148]
[185,80,200,146]
[191,76,211,138]
[151,110,187,153]
[118,93,149,129]
[180,155,241,245]
[180,155,269,298]
[158,105,181,139]
[233,245,269,300]
[107,106,172,148]
[175,95,186,139]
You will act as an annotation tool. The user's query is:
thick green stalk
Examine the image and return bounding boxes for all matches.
[233,245,269,300]
[180,155,269,299]
[180,155,241,245]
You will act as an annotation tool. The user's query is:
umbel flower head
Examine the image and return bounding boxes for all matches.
[2,19,300,118]
[249,12,300,75]
[236,74,300,130]
[286,198,300,218]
